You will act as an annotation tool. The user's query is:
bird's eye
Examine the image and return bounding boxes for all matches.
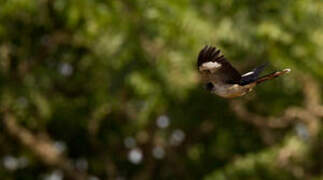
[206,82,214,91]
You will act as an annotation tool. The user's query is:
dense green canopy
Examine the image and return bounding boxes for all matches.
[0,0,323,179]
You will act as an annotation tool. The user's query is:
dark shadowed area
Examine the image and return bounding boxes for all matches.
[1,0,323,179]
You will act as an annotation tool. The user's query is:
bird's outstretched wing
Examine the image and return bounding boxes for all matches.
[197,46,241,84]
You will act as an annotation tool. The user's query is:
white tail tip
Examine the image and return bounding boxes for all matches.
[283,68,291,73]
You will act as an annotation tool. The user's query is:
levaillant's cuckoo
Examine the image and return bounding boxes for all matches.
[197,46,291,98]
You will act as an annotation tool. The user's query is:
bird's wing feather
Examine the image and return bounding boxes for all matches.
[197,46,241,84]
[240,63,268,85]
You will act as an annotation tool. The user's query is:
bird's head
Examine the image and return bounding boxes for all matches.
[205,82,214,91]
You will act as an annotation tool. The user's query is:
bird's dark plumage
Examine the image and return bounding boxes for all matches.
[197,46,241,84]
[239,63,268,85]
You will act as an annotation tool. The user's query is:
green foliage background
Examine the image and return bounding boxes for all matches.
[0,0,323,179]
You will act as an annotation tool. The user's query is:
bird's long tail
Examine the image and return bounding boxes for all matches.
[255,68,291,85]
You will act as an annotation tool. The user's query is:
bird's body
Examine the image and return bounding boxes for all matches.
[211,83,256,98]
[197,46,290,98]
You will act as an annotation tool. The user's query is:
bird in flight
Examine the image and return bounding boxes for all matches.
[197,45,291,98]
